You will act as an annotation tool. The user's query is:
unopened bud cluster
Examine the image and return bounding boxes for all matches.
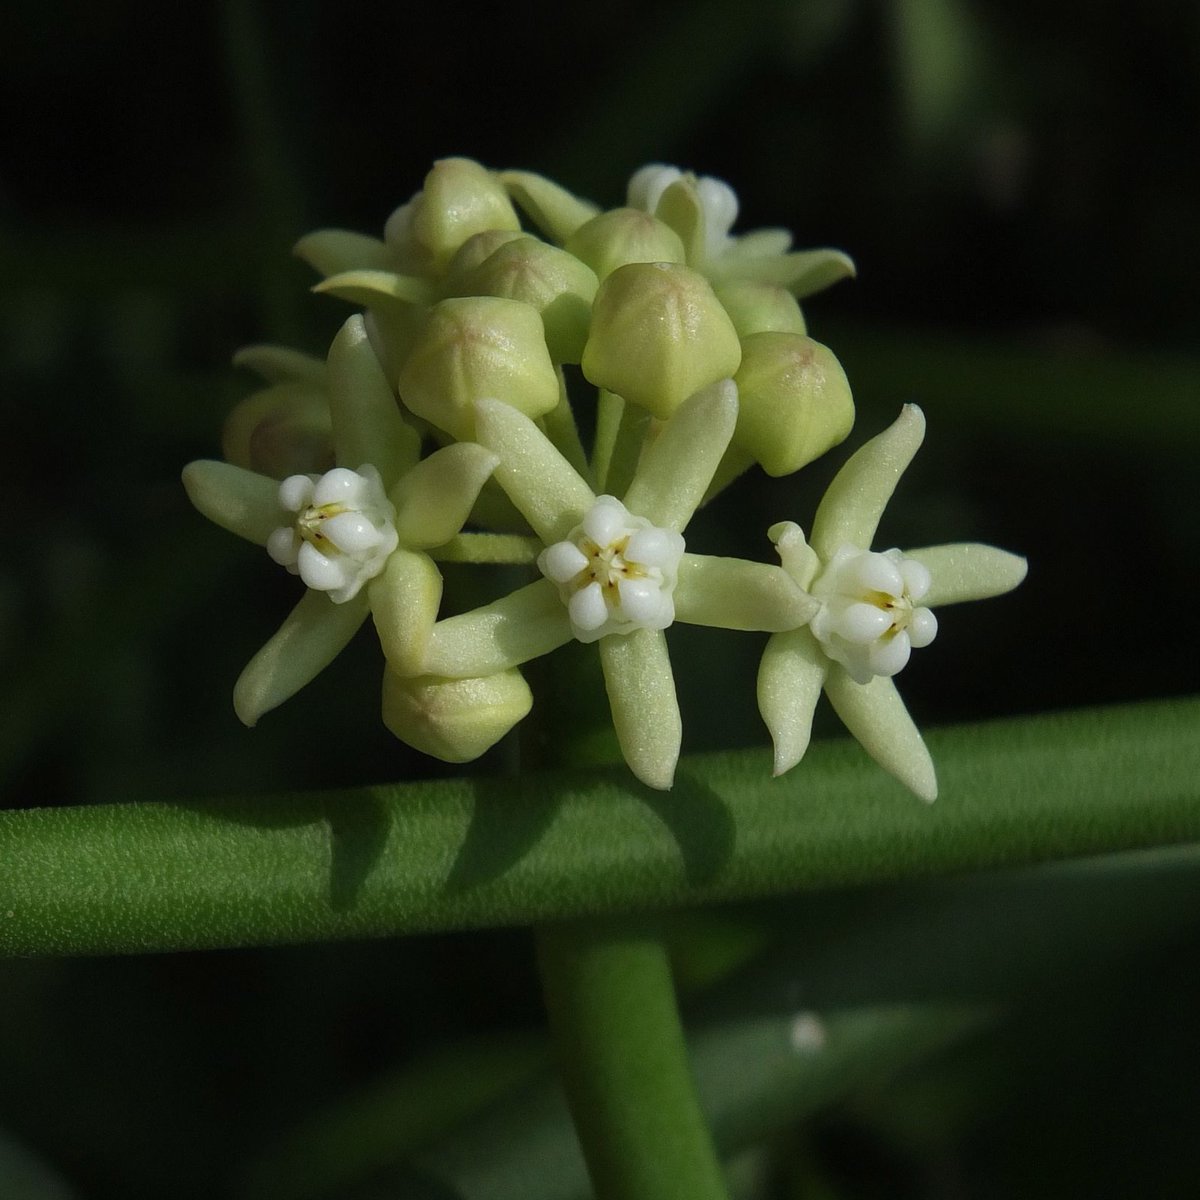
[185,157,1025,797]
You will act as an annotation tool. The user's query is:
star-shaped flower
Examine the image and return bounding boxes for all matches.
[183,314,497,728]
[419,380,817,789]
[625,163,856,300]
[757,405,1027,801]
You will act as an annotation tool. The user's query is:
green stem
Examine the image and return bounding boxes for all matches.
[537,920,729,1200]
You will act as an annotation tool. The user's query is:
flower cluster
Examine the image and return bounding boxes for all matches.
[185,158,1025,795]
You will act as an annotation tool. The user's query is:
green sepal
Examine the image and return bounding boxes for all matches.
[233,590,370,727]
[381,668,532,763]
[367,549,443,677]
[313,269,433,311]
[181,460,284,546]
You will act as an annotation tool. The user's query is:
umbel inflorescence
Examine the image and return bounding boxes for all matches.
[184,158,1026,796]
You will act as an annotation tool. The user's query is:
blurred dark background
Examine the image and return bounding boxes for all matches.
[2,2,1199,1197]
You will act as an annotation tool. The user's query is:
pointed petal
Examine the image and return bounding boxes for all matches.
[811,405,926,561]
[674,554,818,632]
[710,247,857,299]
[473,399,596,544]
[182,460,284,545]
[313,268,433,310]
[599,628,681,790]
[757,627,827,775]
[390,443,499,549]
[231,344,326,385]
[499,170,600,244]
[729,228,793,258]
[367,549,443,676]
[233,590,369,726]
[327,315,420,486]
[423,579,573,678]
[823,668,938,802]
[906,543,1028,607]
[622,379,738,531]
[654,178,706,267]
[293,229,392,277]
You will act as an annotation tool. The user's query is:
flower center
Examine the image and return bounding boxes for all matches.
[809,546,938,683]
[538,495,685,643]
[267,466,399,603]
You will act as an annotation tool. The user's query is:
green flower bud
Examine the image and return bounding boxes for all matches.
[398,296,560,439]
[407,158,521,274]
[445,229,528,283]
[581,262,742,419]
[222,382,334,479]
[563,208,685,281]
[381,668,532,762]
[713,280,807,338]
[452,235,599,363]
[732,333,854,476]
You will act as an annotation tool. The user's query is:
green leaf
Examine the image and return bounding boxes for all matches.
[1,696,1199,956]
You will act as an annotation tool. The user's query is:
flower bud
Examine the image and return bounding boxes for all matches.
[406,158,521,274]
[732,332,854,476]
[563,208,685,281]
[381,668,532,762]
[581,262,742,419]
[713,280,807,338]
[222,382,335,478]
[452,235,599,363]
[398,297,560,439]
[445,229,528,283]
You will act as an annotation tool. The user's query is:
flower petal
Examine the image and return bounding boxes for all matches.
[367,549,443,677]
[823,668,938,802]
[390,443,499,550]
[423,578,573,678]
[231,344,325,385]
[622,378,738,531]
[499,170,600,244]
[473,399,596,544]
[674,553,818,632]
[757,627,827,776]
[598,627,681,791]
[293,229,392,278]
[327,315,421,487]
[810,405,926,562]
[708,247,857,299]
[233,590,369,726]
[905,543,1028,607]
[182,460,284,546]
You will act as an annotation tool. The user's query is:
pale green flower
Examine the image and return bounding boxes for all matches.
[758,405,1027,801]
[183,315,497,731]
[420,380,817,790]
[626,163,856,299]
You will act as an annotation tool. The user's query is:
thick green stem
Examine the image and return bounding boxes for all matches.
[537,920,729,1200]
